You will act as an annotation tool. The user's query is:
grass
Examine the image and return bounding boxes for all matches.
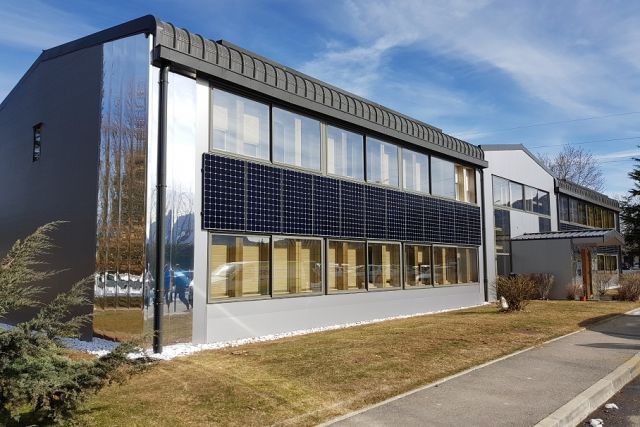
[76,300,640,426]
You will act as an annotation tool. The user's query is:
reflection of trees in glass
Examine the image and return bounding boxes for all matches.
[95,39,148,310]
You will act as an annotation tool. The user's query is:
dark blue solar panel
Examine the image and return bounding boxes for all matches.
[438,199,456,243]
[423,196,440,242]
[247,162,281,232]
[341,180,365,238]
[313,175,341,236]
[454,203,468,244]
[202,154,245,230]
[387,190,405,241]
[405,193,423,242]
[365,186,386,239]
[282,169,312,235]
[469,205,482,245]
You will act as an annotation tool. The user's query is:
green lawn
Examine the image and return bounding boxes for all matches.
[76,300,640,426]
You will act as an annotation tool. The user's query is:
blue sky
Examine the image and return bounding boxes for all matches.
[1,0,639,196]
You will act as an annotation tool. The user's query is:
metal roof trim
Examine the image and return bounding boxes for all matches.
[556,179,620,211]
[511,229,624,244]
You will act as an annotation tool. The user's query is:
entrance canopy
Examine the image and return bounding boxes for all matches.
[511,229,624,247]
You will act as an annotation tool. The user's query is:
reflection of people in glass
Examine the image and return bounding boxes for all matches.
[174,269,191,311]
[164,265,191,311]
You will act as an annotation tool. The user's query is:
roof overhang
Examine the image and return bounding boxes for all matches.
[512,229,624,247]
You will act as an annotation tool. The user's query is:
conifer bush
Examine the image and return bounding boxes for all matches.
[0,223,141,425]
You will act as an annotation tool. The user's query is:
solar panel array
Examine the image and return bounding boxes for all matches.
[203,153,481,245]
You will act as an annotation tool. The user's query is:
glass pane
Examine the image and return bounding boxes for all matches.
[569,198,578,223]
[457,247,478,283]
[587,205,594,227]
[494,209,511,254]
[455,165,476,203]
[537,190,550,215]
[539,217,551,232]
[404,245,432,287]
[326,125,364,180]
[594,207,603,228]
[509,182,524,210]
[273,238,322,295]
[273,107,321,170]
[492,176,509,207]
[209,235,270,300]
[211,88,270,160]
[402,149,429,193]
[578,202,587,225]
[524,187,536,212]
[559,195,569,221]
[434,246,457,285]
[327,241,366,292]
[367,137,399,187]
[431,157,455,198]
[367,243,401,289]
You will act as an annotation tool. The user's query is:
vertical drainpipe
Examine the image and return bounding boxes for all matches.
[480,168,489,302]
[153,64,169,354]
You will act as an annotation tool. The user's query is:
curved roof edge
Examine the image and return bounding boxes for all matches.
[1,15,486,166]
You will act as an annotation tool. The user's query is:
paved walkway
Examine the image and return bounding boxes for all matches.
[328,309,640,427]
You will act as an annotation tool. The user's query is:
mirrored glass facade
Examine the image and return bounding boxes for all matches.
[431,157,455,198]
[273,107,321,170]
[94,34,149,341]
[402,149,429,193]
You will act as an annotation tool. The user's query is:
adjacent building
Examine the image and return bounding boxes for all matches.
[482,144,622,299]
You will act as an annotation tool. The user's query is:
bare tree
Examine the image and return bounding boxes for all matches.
[538,144,604,191]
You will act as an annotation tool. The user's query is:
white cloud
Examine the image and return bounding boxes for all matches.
[596,149,639,161]
[300,1,640,118]
[0,1,96,50]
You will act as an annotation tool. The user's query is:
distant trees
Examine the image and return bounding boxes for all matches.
[538,144,604,191]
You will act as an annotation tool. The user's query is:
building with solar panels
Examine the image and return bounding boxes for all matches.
[0,16,491,349]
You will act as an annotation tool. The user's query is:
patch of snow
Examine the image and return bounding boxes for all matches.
[604,402,619,410]
[589,418,603,426]
[3,302,490,361]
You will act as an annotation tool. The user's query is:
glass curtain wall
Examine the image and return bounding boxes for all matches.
[272,238,323,295]
[366,137,399,187]
[431,157,455,198]
[367,243,401,289]
[433,246,457,285]
[455,165,476,203]
[326,125,364,180]
[209,235,270,300]
[402,148,429,193]
[272,107,321,170]
[94,34,150,340]
[457,247,478,283]
[211,88,270,160]
[493,176,509,207]
[327,240,366,292]
[404,244,432,287]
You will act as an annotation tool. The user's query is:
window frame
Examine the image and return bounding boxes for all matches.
[366,241,403,291]
[403,243,434,289]
[326,239,367,294]
[400,147,430,195]
[271,235,325,298]
[271,106,323,172]
[365,136,400,188]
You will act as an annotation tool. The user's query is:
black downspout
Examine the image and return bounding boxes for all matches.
[153,64,169,354]
[480,169,489,302]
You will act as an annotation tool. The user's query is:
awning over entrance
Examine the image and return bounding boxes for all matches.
[511,229,624,247]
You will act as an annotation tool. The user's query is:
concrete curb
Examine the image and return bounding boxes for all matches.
[534,352,640,427]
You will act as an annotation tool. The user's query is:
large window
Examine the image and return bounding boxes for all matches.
[509,182,524,210]
[272,107,321,170]
[402,149,429,193]
[493,176,509,207]
[327,240,366,292]
[539,217,551,232]
[457,247,478,283]
[578,201,587,225]
[211,89,270,160]
[404,245,432,288]
[367,137,399,187]
[434,246,457,285]
[209,234,270,300]
[494,209,511,277]
[536,190,550,215]
[431,157,455,198]
[367,243,401,289]
[524,186,536,212]
[569,198,578,223]
[272,237,322,295]
[455,165,476,203]
[326,125,364,180]
[559,195,569,221]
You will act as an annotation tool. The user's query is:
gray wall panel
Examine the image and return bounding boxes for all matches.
[204,285,483,343]
[0,46,103,335]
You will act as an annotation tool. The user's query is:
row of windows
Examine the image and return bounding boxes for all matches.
[492,176,550,216]
[558,195,616,229]
[208,234,479,301]
[211,88,477,203]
